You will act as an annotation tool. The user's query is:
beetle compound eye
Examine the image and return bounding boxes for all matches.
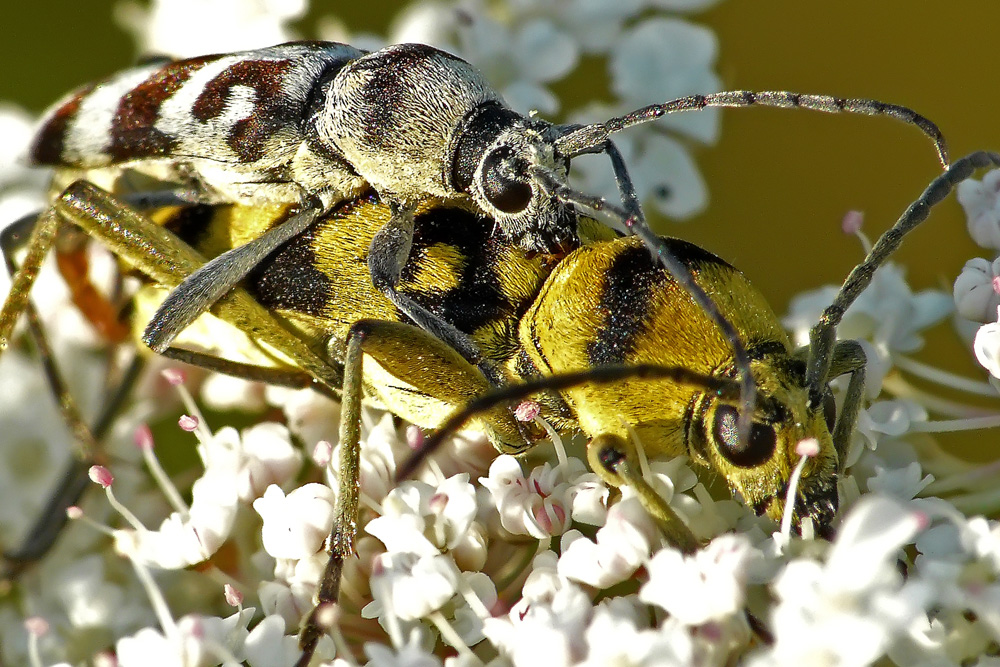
[822,391,837,432]
[713,405,777,468]
[481,146,532,214]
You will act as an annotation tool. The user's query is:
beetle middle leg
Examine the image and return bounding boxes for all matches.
[825,340,867,464]
[1,210,148,578]
[297,316,531,663]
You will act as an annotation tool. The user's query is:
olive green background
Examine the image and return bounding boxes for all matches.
[2,2,998,458]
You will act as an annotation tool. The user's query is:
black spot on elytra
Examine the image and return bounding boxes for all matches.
[161,203,217,249]
[246,210,332,317]
[396,206,518,335]
[586,239,728,366]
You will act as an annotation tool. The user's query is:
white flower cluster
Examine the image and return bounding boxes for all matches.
[955,171,1000,384]
[3,2,1000,667]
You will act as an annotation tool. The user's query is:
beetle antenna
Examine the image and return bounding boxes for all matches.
[554,90,949,168]
[397,363,749,482]
[806,150,1000,404]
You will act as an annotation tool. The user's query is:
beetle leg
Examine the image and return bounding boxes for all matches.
[298,316,527,663]
[2,181,341,393]
[588,433,700,554]
[367,202,486,368]
[157,346,341,398]
[142,196,325,354]
[2,209,144,572]
[826,340,867,466]
[1,357,144,582]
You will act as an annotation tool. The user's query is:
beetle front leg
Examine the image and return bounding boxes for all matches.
[826,339,867,466]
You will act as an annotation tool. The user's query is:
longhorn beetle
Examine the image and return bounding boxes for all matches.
[2,147,998,664]
[0,40,952,442]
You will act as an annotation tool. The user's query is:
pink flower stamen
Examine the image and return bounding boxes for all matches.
[89,465,114,488]
[514,400,541,422]
[178,414,199,431]
[312,440,333,467]
[224,583,243,608]
[841,210,864,235]
[24,616,49,637]
[161,367,187,386]
[406,424,424,450]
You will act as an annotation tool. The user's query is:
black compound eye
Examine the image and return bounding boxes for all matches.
[481,146,532,214]
[822,390,837,432]
[712,404,777,468]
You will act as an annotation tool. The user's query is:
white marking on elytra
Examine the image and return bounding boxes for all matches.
[63,66,161,165]
[154,55,254,162]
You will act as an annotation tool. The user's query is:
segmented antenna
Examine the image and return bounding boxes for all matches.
[555,90,950,168]
[805,150,1000,403]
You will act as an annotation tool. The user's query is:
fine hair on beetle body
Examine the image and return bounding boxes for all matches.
[2,145,998,664]
[0,33,988,666]
[3,39,956,448]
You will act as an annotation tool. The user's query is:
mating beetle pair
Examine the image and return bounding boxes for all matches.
[1,38,989,664]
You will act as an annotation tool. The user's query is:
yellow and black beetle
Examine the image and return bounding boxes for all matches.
[2,151,999,661]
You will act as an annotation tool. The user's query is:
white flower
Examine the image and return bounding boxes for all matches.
[258,580,310,631]
[528,0,645,54]
[0,105,47,225]
[364,628,442,667]
[786,263,952,356]
[957,168,1000,250]
[866,461,934,501]
[558,495,657,588]
[116,0,306,57]
[364,551,459,621]
[755,496,929,665]
[199,423,302,502]
[199,372,267,413]
[783,285,841,348]
[854,399,928,454]
[649,0,724,9]
[610,18,721,145]
[962,516,1000,571]
[115,470,240,569]
[266,385,343,452]
[116,610,252,667]
[568,472,610,526]
[974,312,1000,379]
[484,563,593,667]
[579,596,699,666]
[954,257,1000,323]
[913,512,1000,646]
[450,571,497,646]
[455,15,578,115]
[366,474,488,570]
[0,350,82,540]
[253,483,336,561]
[244,614,321,667]
[640,533,757,625]
[480,455,582,539]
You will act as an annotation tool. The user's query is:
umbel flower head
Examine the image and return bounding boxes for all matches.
[2,2,1000,667]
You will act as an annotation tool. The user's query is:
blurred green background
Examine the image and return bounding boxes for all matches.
[2,1,998,458]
